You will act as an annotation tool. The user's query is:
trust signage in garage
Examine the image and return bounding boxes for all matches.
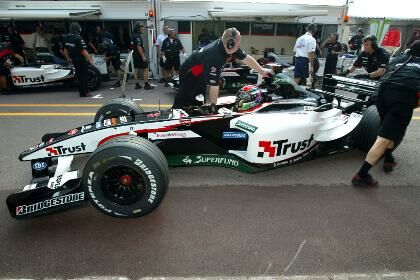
[251,23,275,36]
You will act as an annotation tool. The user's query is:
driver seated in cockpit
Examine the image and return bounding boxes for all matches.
[234,85,263,111]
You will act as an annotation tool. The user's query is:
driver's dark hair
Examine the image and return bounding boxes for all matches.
[409,40,420,57]
[306,23,317,33]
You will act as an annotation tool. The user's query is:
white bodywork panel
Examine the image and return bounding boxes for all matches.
[11,66,71,86]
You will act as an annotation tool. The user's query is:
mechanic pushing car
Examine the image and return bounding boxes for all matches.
[0,43,24,94]
[340,35,389,80]
[172,27,272,109]
[63,23,93,97]
[352,40,420,187]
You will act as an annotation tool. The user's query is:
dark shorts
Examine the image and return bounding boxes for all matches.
[133,52,148,69]
[294,57,309,79]
[110,52,121,71]
[165,56,181,71]
[0,65,9,76]
[376,86,416,141]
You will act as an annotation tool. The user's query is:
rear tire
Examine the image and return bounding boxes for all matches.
[82,136,169,218]
[94,98,144,123]
[349,105,380,152]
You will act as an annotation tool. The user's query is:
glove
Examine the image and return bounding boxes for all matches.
[353,73,369,79]
[338,69,350,76]
[162,56,167,63]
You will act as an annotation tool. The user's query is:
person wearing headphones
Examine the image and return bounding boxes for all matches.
[351,40,420,187]
[172,27,272,109]
[63,23,93,98]
[340,35,389,80]
[293,23,317,85]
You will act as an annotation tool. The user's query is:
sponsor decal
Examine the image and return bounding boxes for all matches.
[48,138,55,144]
[304,106,316,111]
[235,120,258,133]
[111,118,118,126]
[182,155,239,167]
[209,79,217,84]
[133,159,158,204]
[81,125,92,133]
[45,142,86,156]
[95,121,102,128]
[15,192,85,216]
[67,129,78,135]
[32,161,48,171]
[29,142,45,151]
[12,75,45,84]
[104,119,112,127]
[223,131,247,139]
[147,112,161,118]
[48,175,62,189]
[180,118,191,126]
[119,116,128,123]
[148,131,200,140]
[258,134,314,158]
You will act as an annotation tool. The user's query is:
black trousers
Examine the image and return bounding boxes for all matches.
[172,72,206,109]
[74,59,89,95]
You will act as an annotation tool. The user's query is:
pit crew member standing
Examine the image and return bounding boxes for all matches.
[172,27,272,109]
[340,35,389,80]
[155,25,169,83]
[63,23,93,97]
[161,29,185,87]
[352,40,420,187]
[348,28,364,55]
[50,28,65,60]
[0,43,24,93]
[1,25,26,64]
[293,24,317,85]
[131,23,153,90]
[322,33,343,75]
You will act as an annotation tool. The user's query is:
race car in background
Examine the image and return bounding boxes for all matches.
[5,53,102,93]
[6,73,383,220]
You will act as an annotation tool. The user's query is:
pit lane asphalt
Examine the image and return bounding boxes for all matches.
[0,80,419,278]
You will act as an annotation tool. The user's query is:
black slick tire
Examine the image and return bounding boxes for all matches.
[87,65,102,91]
[82,136,169,218]
[349,105,380,152]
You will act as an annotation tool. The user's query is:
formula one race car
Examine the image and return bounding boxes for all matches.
[6,73,381,220]
[5,53,102,93]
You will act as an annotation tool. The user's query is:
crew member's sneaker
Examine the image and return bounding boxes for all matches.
[159,78,165,83]
[80,92,92,97]
[352,174,378,187]
[135,83,142,90]
[113,81,121,88]
[383,161,396,173]
[144,83,153,90]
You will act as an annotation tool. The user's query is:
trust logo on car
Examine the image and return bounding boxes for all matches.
[45,143,87,156]
[12,75,45,84]
[258,134,314,158]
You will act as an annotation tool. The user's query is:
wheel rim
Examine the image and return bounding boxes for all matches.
[101,165,146,205]
[88,69,98,89]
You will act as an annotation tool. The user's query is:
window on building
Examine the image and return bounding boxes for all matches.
[225,22,250,35]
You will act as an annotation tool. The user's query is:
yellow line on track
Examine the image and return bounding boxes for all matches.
[0,103,172,108]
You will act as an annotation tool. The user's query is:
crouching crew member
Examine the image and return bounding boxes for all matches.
[172,27,272,109]
[64,23,93,97]
[352,40,420,187]
[340,35,389,80]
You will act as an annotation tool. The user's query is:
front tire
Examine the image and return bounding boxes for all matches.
[82,136,169,218]
[87,65,102,91]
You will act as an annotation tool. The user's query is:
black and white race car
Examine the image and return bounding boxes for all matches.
[6,74,381,220]
[6,53,101,93]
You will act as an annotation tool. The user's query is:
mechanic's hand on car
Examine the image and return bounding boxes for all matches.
[338,69,350,76]
[142,56,147,62]
[261,69,274,78]
[353,73,369,79]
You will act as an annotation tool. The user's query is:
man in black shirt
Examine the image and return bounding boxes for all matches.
[352,40,420,187]
[131,23,152,90]
[348,28,364,55]
[50,28,65,60]
[322,33,343,75]
[173,27,272,109]
[161,29,185,87]
[97,30,122,88]
[340,35,389,80]
[1,25,26,64]
[63,23,93,97]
